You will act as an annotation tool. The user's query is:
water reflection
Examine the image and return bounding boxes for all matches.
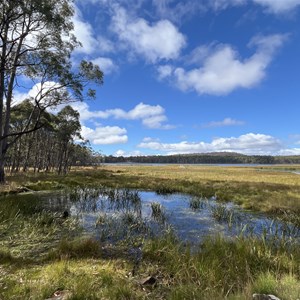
[3,187,300,246]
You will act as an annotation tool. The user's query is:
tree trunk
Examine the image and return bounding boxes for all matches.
[0,157,5,184]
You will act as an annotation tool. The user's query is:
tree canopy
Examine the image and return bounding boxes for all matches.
[0,0,103,182]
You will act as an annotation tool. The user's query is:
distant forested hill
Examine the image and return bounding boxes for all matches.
[103,152,300,164]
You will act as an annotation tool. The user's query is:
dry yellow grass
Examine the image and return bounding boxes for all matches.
[101,164,300,186]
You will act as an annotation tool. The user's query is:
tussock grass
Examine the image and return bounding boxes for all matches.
[142,232,300,299]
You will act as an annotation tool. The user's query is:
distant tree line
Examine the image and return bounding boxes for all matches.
[104,153,300,165]
[4,101,102,175]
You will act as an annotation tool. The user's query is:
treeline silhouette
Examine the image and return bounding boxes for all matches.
[104,152,300,164]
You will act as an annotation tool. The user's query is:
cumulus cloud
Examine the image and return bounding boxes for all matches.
[12,81,66,107]
[203,118,245,128]
[92,57,118,74]
[138,133,283,155]
[71,102,174,129]
[110,5,186,62]
[81,125,128,145]
[72,7,99,54]
[160,34,287,95]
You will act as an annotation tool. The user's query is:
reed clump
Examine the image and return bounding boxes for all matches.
[151,202,166,223]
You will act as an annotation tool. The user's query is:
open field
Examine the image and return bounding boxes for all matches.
[1,165,300,299]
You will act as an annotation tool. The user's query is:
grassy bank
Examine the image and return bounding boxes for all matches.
[4,164,300,217]
[1,232,299,299]
[1,165,300,299]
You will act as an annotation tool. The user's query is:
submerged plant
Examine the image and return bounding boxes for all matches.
[210,203,241,227]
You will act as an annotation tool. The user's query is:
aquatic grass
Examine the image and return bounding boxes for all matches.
[0,207,80,261]
[1,166,300,299]
[210,203,242,227]
[4,165,300,220]
[95,211,150,244]
[278,210,300,228]
[151,202,166,223]
[189,197,204,210]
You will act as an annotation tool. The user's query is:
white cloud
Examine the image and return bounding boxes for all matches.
[157,65,174,80]
[12,90,29,106]
[72,7,99,54]
[186,44,216,66]
[253,0,300,13]
[203,118,245,128]
[210,0,300,13]
[70,5,117,56]
[142,137,160,142]
[114,149,143,157]
[152,0,206,23]
[210,0,246,10]
[81,125,128,145]
[138,133,283,155]
[97,36,115,53]
[72,102,174,129]
[71,102,110,121]
[92,57,118,74]
[278,148,300,155]
[12,81,65,107]
[161,34,287,95]
[110,5,186,62]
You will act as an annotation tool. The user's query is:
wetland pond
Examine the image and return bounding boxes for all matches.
[6,187,300,246]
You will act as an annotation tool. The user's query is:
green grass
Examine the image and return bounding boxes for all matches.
[151,202,166,223]
[189,197,204,210]
[1,165,300,299]
[4,165,300,219]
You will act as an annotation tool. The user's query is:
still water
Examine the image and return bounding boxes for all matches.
[18,187,299,245]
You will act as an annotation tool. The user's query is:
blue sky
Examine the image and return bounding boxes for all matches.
[16,0,300,156]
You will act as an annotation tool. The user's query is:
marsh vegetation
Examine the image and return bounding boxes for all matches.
[0,165,300,299]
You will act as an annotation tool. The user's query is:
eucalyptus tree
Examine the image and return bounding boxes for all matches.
[55,105,81,174]
[0,0,103,183]
[7,104,101,173]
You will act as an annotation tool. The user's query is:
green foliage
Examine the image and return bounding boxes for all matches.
[0,0,104,183]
